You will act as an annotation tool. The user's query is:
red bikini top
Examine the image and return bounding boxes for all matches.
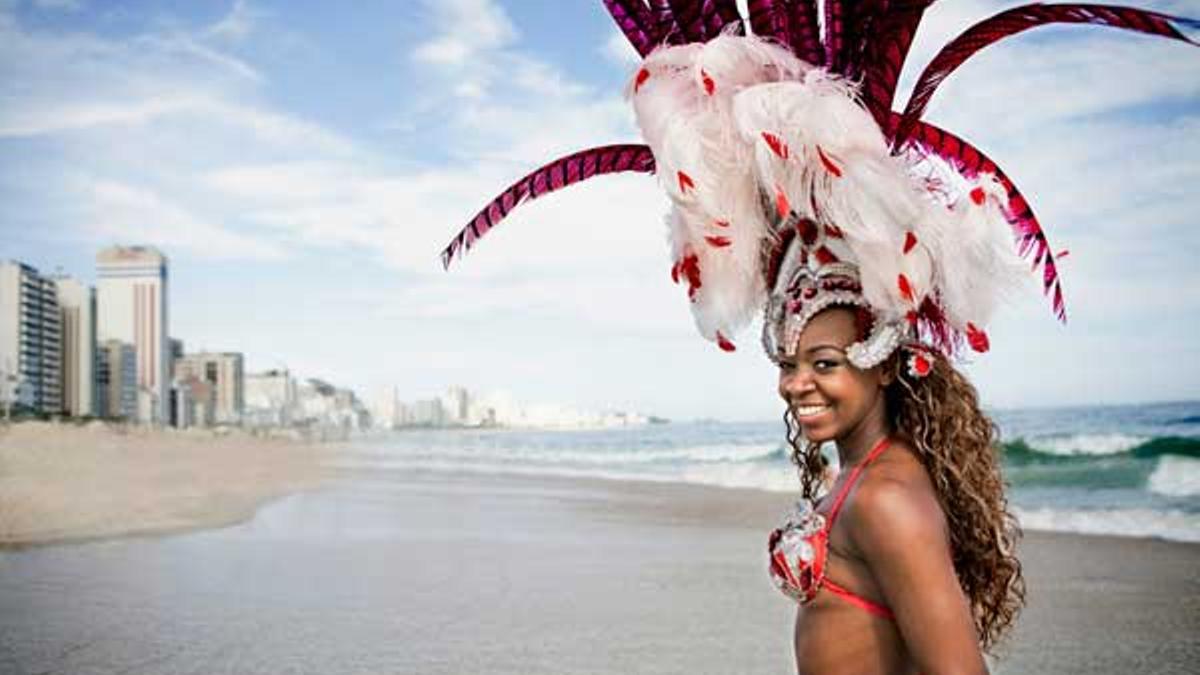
[768,437,895,620]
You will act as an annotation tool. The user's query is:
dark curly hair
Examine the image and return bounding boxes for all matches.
[784,349,1025,651]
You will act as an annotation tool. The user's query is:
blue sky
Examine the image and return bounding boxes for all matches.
[1,0,1198,421]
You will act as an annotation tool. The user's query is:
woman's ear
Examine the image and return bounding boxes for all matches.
[878,354,899,388]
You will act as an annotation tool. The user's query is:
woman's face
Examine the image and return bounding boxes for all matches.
[777,307,890,444]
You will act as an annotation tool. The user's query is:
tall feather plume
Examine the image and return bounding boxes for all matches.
[650,0,688,45]
[787,1,825,67]
[746,0,792,44]
[700,0,744,38]
[604,0,661,56]
[893,3,1200,149]
[668,0,707,41]
[895,116,1067,321]
[834,1,891,81]
[441,145,656,268]
[823,0,848,73]
[860,2,934,135]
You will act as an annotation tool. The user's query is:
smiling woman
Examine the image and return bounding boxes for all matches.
[440,1,1198,673]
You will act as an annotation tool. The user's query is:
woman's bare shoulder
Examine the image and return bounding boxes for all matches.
[841,443,948,551]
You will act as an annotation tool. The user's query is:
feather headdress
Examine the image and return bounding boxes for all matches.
[442,1,1198,363]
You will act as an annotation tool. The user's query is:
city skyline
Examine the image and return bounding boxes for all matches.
[2,1,1198,421]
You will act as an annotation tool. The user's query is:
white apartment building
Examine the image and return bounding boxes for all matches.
[96,246,169,423]
[245,369,298,428]
[172,351,244,426]
[0,260,62,415]
[54,277,97,417]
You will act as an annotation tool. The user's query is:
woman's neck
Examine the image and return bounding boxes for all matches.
[835,400,892,468]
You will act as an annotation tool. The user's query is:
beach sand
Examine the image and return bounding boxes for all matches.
[0,420,331,547]
[0,428,1196,674]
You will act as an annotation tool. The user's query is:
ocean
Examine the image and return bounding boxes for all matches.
[345,401,1200,543]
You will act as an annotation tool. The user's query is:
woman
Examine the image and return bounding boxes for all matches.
[441,3,1195,673]
[773,306,1021,673]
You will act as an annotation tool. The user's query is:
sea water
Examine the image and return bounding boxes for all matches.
[345,401,1200,543]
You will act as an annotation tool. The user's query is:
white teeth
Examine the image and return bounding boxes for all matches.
[794,404,829,417]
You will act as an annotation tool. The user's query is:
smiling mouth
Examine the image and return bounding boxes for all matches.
[793,404,831,418]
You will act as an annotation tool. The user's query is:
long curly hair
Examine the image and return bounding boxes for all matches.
[784,349,1025,651]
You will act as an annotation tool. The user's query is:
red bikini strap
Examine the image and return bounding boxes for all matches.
[826,437,891,528]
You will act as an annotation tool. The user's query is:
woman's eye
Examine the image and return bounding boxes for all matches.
[814,359,839,371]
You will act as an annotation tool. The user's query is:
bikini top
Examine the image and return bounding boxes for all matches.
[768,437,895,620]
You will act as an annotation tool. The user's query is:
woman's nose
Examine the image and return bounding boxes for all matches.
[778,368,813,400]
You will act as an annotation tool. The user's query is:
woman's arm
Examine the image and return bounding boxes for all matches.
[846,477,988,675]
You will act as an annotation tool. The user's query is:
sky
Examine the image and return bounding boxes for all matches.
[1,0,1198,422]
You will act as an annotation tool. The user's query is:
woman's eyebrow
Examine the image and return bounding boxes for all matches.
[804,344,847,356]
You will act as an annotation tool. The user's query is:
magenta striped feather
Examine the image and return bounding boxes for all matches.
[604,0,660,56]
[895,114,1068,321]
[859,2,933,132]
[893,3,1200,150]
[746,0,791,44]
[441,145,657,269]
[787,1,824,67]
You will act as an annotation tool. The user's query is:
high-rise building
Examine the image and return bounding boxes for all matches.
[54,276,97,417]
[0,261,62,415]
[173,352,244,426]
[96,246,168,423]
[97,340,137,420]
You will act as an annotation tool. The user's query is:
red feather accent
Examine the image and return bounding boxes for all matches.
[970,186,986,205]
[679,252,702,300]
[701,68,715,95]
[775,185,791,218]
[705,235,732,248]
[903,231,917,254]
[894,4,1200,150]
[678,170,695,194]
[966,322,990,353]
[816,146,843,177]
[824,224,844,239]
[761,131,789,159]
[671,260,681,283]
[716,331,737,352]
[1057,249,1070,259]
[635,67,651,92]
[906,310,918,326]
[442,144,656,268]
[897,274,914,303]
[814,246,838,264]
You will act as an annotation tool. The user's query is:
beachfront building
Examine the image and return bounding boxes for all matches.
[245,369,298,428]
[171,375,215,428]
[54,276,98,417]
[97,340,137,420]
[0,260,63,415]
[96,246,169,424]
[172,352,244,426]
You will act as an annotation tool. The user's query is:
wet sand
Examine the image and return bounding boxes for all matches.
[0,420,331,548]
[0,439,1196,673]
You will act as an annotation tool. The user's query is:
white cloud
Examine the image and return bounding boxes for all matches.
[601,28,640,67]
[412,0,517,66]
[84,180,284,261]
[206,0,260,43]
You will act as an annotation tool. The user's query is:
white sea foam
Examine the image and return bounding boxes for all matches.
[359,440,782,466]
[1014,506,1200,543]
[1148,455,1200,497]
[1027,433,1149,456]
